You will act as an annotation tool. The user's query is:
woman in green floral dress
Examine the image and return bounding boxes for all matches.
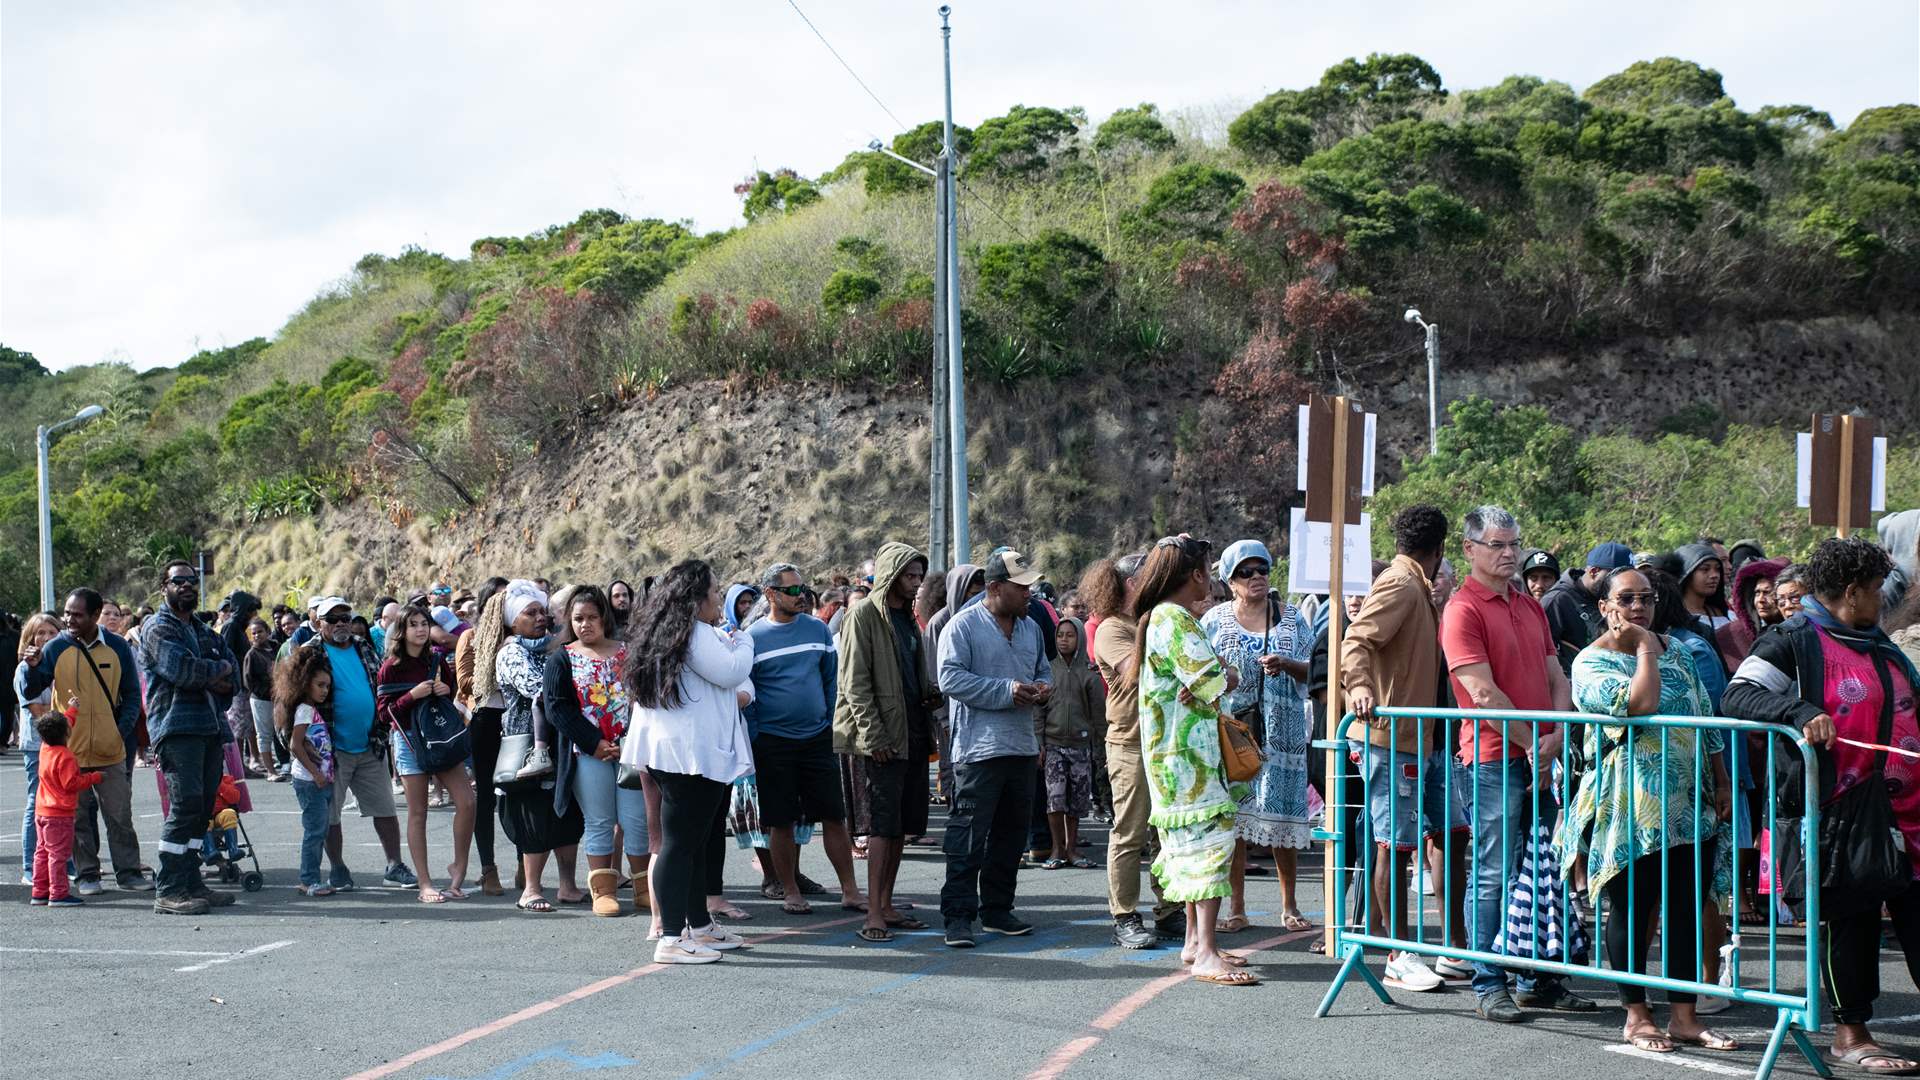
[1133,535,1257,986]
[1556,567,1735,1054]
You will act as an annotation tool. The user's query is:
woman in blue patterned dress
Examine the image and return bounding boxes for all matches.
[1201,539,1314,933]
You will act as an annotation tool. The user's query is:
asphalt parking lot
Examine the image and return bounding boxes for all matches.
[2,753,1912,1080]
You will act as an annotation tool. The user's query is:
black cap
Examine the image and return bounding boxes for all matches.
[1521,549,1560,577]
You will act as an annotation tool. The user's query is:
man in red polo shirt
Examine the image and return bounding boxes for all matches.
[1442,506,1592,1025]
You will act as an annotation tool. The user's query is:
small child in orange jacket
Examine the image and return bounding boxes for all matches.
[34,709,105,906]
[203,775,245,865]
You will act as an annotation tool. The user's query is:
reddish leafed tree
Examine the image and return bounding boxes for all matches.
[1209,326,1315,520]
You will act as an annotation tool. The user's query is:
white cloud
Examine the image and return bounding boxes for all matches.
[3,0,1914,371]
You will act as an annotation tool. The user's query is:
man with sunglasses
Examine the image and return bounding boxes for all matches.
[21,585,151,896]
[140,561,240,913]
[1442,506,1588,1023]
[297,597,414,891]
[745,562,866,916]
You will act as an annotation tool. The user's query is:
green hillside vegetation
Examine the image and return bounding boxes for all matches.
[1,54,1915,610]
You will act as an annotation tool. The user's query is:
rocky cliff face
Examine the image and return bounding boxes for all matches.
[215,313,1919,600]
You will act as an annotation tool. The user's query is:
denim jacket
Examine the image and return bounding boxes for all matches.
[140,608,237,746]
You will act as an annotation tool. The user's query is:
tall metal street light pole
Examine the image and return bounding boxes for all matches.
[1403,308,1440,453]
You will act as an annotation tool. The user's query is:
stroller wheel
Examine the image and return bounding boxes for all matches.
[242,871,264,892]
[221,863,241,883]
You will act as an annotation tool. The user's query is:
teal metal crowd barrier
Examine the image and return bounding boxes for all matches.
[1311,707,1825,1080]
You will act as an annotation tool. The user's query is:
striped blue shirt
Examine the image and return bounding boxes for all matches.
[744,615,838,740]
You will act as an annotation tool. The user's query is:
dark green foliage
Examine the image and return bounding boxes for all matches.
[966,105,1082,179]
[1227,91,1321,163]
[1094,103,1177,156]
[974,230,1109,351]
[821,270,882,311]
[833,121,976,196]
[739,169,822,222]
[0,345,48,385]
[1584,57,1726,112]
[560,218,707,303]
[176,338,269,380]
[1133,163,1246,239]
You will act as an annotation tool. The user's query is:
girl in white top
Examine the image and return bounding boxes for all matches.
[622,560,755,964]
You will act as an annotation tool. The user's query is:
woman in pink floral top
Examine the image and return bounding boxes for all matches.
[543,586,647,917]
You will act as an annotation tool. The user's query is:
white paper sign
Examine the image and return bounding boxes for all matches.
[1287,508,1374,596]
[1795,431,1888,511]
[1295,404,1377,497]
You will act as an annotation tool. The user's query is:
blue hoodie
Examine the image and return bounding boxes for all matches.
[723,584,760,633]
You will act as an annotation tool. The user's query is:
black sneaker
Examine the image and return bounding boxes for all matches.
[1516,987,1597,1012]
[1153,910,1188,940]
[943,922,976,948]
[1112,914,1158,950]
[980,913,1033,937]
[1476,989,1525,1023]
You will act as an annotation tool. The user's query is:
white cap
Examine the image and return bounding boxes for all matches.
[307,595,350,616]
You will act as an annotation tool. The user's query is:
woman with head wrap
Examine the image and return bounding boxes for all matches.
[493,580,585,913]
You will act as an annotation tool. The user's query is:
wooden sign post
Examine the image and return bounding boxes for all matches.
[1301,393,1367,957]
[1802,412,1883,537]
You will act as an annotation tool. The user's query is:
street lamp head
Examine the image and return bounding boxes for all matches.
[1403,308,1422,325]
[867,139,884,152]
[75,405,104,421]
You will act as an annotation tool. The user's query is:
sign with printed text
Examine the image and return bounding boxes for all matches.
[1287,507,1374,595]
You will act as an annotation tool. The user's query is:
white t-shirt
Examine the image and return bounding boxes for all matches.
[290,702,334,784]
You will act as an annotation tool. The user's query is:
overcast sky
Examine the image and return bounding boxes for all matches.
[3,0,1915,373]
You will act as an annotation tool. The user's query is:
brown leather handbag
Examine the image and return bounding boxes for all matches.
[1218,709,1266,783]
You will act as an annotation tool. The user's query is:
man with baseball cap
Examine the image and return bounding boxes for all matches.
[1541,541,1632,675]
[296,597,415,891]
[936,549,1052,947]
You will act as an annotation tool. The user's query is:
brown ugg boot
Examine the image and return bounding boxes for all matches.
[589,868,623,917]
[632,870,651,913]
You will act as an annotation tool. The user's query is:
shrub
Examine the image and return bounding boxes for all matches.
[974,230,1110,350]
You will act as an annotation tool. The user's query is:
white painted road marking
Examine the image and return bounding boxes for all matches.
[0,947,227,958]
[1602,1044,1750,1075]
[174,939,296,972]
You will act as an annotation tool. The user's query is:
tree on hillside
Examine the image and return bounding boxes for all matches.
[0,345,49,385]
[1093,102,1177,158]
[966,105,1083,180]
[735,169,822,222]
[1583,57,1726,112]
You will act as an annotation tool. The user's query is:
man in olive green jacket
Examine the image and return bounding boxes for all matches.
[832,541,930,941]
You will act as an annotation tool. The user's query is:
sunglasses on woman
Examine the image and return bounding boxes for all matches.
[1232,564,1270,580]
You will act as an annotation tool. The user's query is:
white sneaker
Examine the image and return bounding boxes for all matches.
[688,923,746,951]
[1695,994,1732,1014]
[1383,951,1445,992]
[1417,872,1437,896]
[653,935,722,965]
[1432,955,1472,981]
[515,746,554,780]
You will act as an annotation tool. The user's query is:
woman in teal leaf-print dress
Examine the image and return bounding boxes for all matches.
[1134,535,1257,986]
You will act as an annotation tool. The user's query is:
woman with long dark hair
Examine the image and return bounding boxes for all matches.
[622,560,757,964]
[377,603,477,903]
[1132,535,1256,986]
[545,585,648,917]
[456,576,511,896]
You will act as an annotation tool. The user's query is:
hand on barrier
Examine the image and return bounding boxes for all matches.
[1804,712,1837,748]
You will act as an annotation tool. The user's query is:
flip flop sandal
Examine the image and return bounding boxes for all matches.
[856,926,894,943]
[418,889,448,904]
[556,894,589,905]
[883,915,928,930]
[1070,858,1098,869]
[842,901,870,913]
[797,875,830,895]
[1194,970,1260,986]
[710,904,753,920]
[1217,915,1251,933]
[1281,912,1315,932]
[1674,1030,1738,1053]
[1183,953,1249,967]
[761,882,786,900]
[443,886,468,900]
[516,896,555,913]
[782,900,813,915]
[1041,859,1068,870]
[1625,1031,1675,1054]
[1824,1046,1920,1074]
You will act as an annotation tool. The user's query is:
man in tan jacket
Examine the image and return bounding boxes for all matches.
[1341,504,1469,992]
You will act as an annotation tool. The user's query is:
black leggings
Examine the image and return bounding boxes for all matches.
[651,769,730,935]
[1826,888,1920,1024]
[469,708,504,870]
[1601,840,1714,1005]
[707,791,728,896]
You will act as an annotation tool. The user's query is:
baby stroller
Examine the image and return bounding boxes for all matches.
[156,740,265,892]
[201,774,265,892]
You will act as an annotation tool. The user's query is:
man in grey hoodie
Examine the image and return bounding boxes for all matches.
[1879,508,1920,620]
[924,565,984,804]
[936,550,1051,948]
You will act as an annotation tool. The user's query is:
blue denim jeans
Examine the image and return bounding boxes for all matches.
[570,752,648,858]
[20,748,38,879]
[1465,757,1561,998]
[292,779,332,887]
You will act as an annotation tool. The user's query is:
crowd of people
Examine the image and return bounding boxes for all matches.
[7,511,1920,1069]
